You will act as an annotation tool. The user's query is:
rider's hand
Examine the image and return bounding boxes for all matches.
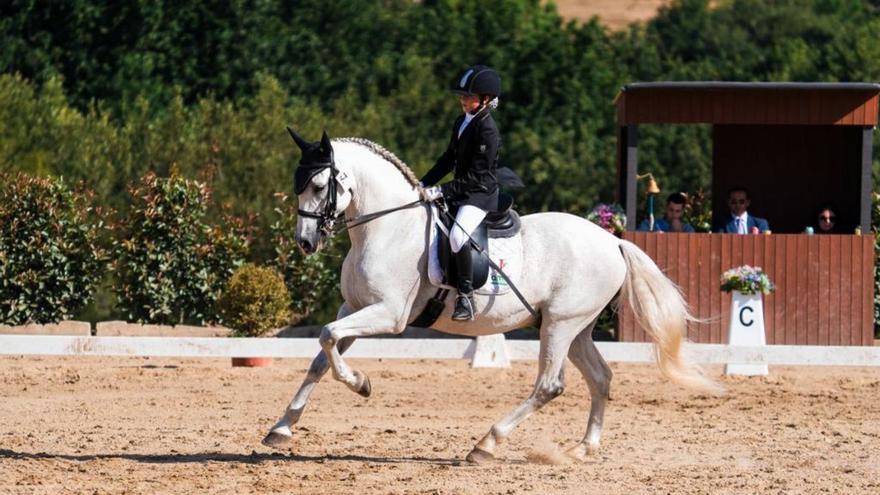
[422,186,443,202]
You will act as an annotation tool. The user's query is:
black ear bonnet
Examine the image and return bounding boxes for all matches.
[289,127,335,194]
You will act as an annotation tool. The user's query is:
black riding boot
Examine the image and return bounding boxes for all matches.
[452,247,475,321]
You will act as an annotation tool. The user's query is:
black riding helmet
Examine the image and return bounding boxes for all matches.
[451,65,501,98]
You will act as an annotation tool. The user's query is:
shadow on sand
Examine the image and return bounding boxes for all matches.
[0,448,470,466]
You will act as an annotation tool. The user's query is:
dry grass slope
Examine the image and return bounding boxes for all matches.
[552,0,669,30]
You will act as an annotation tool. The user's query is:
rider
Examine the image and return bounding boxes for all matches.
[421,65,502,321]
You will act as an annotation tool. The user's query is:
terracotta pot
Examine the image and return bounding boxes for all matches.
[231,357,273,368]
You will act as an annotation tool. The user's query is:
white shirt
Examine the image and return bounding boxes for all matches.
[458,112,476,138]
[735,212,749,234]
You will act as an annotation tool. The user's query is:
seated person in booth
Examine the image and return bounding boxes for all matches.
[714,186,770,234]
[637,192,695,233]
[814,204,839,234]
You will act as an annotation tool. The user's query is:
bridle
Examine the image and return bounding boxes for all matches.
[296,159,342,237]
[296,158,423,238]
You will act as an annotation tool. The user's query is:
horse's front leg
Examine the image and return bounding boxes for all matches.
[319,303,405,396]
[262,336,356,447]
[263,303,357,448]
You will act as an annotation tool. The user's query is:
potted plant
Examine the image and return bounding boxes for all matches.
[218,263,292,367]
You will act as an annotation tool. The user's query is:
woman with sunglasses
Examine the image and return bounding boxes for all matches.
[814,204,839,234]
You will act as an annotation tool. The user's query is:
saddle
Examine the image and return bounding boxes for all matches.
[437,192,521,290]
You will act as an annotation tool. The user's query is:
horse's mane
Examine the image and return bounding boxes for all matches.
[336,137,420,187]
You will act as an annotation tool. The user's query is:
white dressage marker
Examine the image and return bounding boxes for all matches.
[470,334,511,368]
[725,291,769,376]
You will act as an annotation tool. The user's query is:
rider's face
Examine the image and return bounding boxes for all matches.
[458,94,481,114]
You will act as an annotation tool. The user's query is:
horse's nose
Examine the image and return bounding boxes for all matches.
[299,239,315,255]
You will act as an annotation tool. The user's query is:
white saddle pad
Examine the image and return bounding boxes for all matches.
[427,205,523,296]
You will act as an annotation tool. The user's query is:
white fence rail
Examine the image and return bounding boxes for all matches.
[1,335,879,367]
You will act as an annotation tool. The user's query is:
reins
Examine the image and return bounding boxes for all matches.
[296,152,423,236]
[332,199,424,235]
[296,146,537,320]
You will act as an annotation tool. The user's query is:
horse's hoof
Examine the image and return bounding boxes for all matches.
[355,371,372,398]
[262,429,293,448]
[565,444,589,462]
[465,447,496,464]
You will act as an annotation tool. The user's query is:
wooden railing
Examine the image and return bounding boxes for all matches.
[619,233,875,346]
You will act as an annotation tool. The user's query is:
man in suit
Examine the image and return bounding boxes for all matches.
[715,186,770,234]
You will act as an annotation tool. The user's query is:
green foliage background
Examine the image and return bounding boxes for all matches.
[0,173,107,324]
[112,172,250,325]
[1,0,879,326]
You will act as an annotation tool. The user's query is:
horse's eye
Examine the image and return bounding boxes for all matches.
[313,184,326,192]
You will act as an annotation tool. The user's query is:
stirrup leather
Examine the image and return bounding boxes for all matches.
[452,293,475,321]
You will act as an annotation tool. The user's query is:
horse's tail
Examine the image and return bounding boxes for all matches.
[617,240,725,395]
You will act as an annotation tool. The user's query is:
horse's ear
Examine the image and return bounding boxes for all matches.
[287,126,309,151]
[320,130,332,153]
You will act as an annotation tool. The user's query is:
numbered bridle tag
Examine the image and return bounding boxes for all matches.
[336,171,355,193]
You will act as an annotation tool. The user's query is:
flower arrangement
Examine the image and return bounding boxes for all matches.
[720,265,775,295]
[587,203,627,237]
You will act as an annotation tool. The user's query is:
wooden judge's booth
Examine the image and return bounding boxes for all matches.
[615,82,879,345]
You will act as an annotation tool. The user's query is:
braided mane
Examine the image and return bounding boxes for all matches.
[336,137,420,187]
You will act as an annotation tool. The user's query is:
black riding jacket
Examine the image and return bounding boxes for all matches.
[420,107,500,211]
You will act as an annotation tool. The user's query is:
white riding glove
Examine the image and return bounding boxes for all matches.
[422,186,443,202]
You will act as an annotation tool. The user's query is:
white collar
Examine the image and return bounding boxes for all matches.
[458,112,476,137]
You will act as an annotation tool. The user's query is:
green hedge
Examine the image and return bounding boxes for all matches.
[0,170,342,326]
[112,172,249,325]
[0,173,106,324]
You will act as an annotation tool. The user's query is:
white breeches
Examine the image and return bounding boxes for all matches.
[450,205,487,253]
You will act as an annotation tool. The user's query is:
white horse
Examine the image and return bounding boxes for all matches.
[262,130,721,462]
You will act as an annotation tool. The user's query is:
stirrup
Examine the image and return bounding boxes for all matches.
[452,293,475,321]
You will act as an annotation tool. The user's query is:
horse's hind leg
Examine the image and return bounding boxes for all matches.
[565,321,613,460]
[466,318,583,463]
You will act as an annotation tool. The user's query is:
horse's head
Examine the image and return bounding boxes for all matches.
[288,127,353,254]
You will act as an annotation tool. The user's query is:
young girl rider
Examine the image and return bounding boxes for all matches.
[421,65,502,321]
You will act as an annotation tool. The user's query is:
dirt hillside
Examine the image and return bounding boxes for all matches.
[552,0,669,29]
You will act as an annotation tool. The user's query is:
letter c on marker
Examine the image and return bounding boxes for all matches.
[739,306,754,327]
